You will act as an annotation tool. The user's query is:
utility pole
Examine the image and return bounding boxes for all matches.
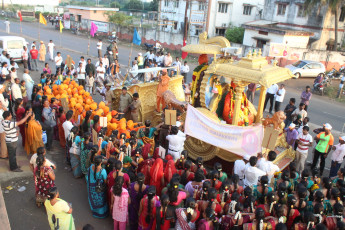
[183,0,189,42]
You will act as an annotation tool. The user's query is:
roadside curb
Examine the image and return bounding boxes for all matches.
[0,185,11,230]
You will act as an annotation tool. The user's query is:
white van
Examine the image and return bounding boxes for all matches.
[0,36,27,62]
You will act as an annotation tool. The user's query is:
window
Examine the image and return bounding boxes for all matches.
[218,3,228,13]
[277,4,286,16]
[199,2,206,11]
[258,30,268,35]
[297,5,306,17]
[243,5,252,15]
[164,0,168,7]
[175,0,179,8]
[7,40,24,49]
[216,28,226,36]
[174,21,178,30]
[340,7,345,22]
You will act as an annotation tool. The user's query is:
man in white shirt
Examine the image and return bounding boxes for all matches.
[148,50,155,61]
[172,57,181,76]
[62,110,74,142]
[264,83,278,114]
[244,156,266,188]
[96,62,106,82]
[180,61,190,82]
[102,54,109,74]
[166,126,186,161]
[329,136,345,178]
[234,154,250,186]
[295,126,313,173]
[4,19,10,34]
[292,103,308,121]
[77,62,86,87]
[1,62,9,76]
[47,40,55,61]
[11,78,22,100]
[54,52,63,71]
[274,84,286,112]
[129,60,138,80]
[257,151,280,183]
[10,67,17,83]
[97,39,102,58]
[79,56,86,69]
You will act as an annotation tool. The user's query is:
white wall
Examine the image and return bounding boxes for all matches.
[243,29,284,47]
[230,0,264,27]
[282,35,309,48]
[4,0,59,5]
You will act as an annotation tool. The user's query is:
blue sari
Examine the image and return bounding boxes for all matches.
[86,165,108,218]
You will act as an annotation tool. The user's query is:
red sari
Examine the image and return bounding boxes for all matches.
[164,160,177,186]
[325,216,345,230]
[150,158,164,196]
[286,209,300,229]
[139,195,160,230]
[16,106,26,147]
[57,113,66,148]
[139,158,155,185]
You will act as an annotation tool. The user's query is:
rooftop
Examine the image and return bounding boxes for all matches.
[66,5,119,12]
[243,20,314,36]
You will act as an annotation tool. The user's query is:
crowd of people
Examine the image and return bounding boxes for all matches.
[0,39,345,230]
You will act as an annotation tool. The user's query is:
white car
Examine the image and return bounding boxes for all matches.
[285,60,325,78]
[0,36,27,62]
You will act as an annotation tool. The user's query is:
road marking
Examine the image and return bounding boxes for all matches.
[323,111,345,119]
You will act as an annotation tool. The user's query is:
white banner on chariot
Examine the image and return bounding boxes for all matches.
[185,104,264,157]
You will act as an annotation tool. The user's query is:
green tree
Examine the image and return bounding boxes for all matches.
[225,27,245,44]
[305,0,343,51]
[149,0,158,11]
[110,2,122,9]
[105,11,133,26]
[125,0,143,10]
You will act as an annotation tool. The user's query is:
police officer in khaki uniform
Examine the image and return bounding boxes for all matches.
[129,93,141,122]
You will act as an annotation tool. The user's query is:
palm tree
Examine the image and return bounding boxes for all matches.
[305,0,344,51]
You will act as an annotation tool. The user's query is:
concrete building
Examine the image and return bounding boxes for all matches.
[65,6,119,32]
[66,6,118,23]
[243,20,313,49]
[259,0,345,50]
[159,0,264,38]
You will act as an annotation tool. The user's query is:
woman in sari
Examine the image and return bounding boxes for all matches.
[39,41,46,62]
[150,158,164,196]
[138,120,156,156]
[32,86,43,121]
[80,132,91,176]
[107,160,130,212]
[198,207,219,230]
[35,155,55,207]
[86,155,108,218]
[44,187,75,230]
[138,186,160,230]
[25,110,44,155]
[68,126,82,178]
[175,198,200,230]
[43,63,52,74]
[129,173,148,230]
[164,159,177,187]
[57,107,66,148]
[15,98,26,147]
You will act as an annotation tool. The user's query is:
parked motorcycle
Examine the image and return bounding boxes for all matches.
[144,42,165,53]
[327,67,344,80]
